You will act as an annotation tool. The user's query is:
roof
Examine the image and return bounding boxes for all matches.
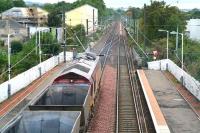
[1,7,48,18]
[0,19,25,29]
[2,7,29,18]
[58,52,100,83]
[66,4,98,14]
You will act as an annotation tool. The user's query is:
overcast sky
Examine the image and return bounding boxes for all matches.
[25,0,200,9]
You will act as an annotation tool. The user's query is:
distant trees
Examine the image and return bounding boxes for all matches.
[44,0,107,21]
[0,0,13,13]
[13,0,26,7]
[186,9,200,19]
[0,0,26,13]
[140,1,186,40]
[126,7,142,19]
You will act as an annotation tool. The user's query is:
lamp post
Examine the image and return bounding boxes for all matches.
[38,29,42,63]
[37,28,49,64]
[158,29,169,59]
[171,31,184,82]
[7,33,16,97]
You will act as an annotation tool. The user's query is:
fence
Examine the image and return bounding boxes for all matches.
[148,59,200,101]
[0,52,73,103]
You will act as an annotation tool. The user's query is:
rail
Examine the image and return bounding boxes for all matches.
[116,29,149,132]
[125,39,149,133]
[116,33,120,133]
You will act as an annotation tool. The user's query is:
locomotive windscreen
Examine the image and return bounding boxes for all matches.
[35,84,89,105]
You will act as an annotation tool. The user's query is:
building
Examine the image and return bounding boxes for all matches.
[65,4,98,34]
[1,7,48,26]
[0,20,28,45]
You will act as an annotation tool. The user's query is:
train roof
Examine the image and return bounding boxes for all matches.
[56,52,100,83]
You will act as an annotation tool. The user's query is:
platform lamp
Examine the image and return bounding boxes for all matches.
[171,31,184,84]
[7,32,17,97]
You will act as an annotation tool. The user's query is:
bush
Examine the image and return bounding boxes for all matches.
[0,39,4,47]
[42,43,61,56]
[11,41,23,54]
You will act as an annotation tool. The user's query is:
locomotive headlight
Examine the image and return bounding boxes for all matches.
[70,79,74,83]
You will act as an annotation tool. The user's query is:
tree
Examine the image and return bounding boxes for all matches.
[11,41,23,54]
[47,10,62,27]
[0,56,6,68]
[43,0,107,21]
[127,7,142,19]
[42,44,60,56]
[187,8,200,19]
[0,0,13,13]
[0,39,4,47]
[140,1,186,40]
[13,0,26,7]
[0,0,26,13]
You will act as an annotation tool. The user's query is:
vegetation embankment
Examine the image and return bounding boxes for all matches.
[0,0,114,83]
[126,1,200,80]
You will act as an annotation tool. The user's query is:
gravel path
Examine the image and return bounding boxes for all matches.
[87,65,117,133]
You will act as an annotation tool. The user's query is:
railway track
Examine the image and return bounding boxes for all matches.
[116,27,153,133]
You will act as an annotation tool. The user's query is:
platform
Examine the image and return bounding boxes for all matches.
[137,70,170,133]
[138,69,200,133]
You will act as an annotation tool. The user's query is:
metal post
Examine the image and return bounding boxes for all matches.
[136,19,139,43]
[62,12,66,63]
[167,31,169,59]
[93,9,95,32]
[181,33,184,85]
[181,33,184,72]
[144,4,147,52]
[86,19,89,35]
[176,26,179,56]
[7,34,11,97]
[39,30,42,63]
[35,27,38,55]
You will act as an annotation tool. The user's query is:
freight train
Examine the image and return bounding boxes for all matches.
[3,52,102,133]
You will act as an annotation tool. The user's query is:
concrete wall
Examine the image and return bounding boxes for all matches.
[148,59,200,101]
[0,52,73,103]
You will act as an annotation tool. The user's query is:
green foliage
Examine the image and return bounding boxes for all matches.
[0,0,13,13]
[13,0,26,7]
[42,44,60,56]
[0,55,6,68]
[186,9,200,19]
[43,0,106,20]
[66,24,86,52]
[47,10,62,27]
[140,1,186,40]
[11,43,38,75]
[11,41,23,54]
[40,32,56,44]
[0,39,4,47]
[127,7,142,19]
[0,0,26,13]
[39,32,61,56]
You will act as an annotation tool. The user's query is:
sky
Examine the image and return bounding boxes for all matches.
[25,0,200,9]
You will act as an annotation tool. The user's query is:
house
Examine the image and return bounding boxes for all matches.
[0,20,28,45]
[65,4,98,34]
[1,7,48,26]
